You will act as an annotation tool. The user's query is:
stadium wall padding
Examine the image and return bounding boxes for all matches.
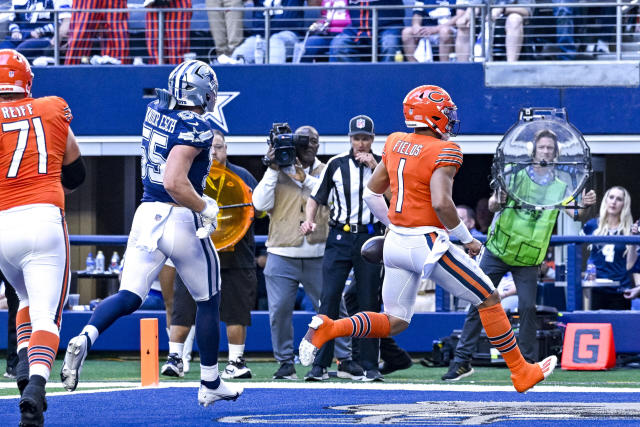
[33,64,640,137]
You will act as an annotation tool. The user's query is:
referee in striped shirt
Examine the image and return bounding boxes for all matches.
[301,114,385,381]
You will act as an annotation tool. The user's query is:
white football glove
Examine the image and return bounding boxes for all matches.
[196,195,219,239]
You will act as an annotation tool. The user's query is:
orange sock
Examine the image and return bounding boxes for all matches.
[310,312,390,349]
[16,307,31,350]
[478,303,543,392]
[28,330,60,376]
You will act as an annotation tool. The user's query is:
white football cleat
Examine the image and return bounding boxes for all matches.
[198,379,243,407]
[60,334,90,392]
[539,355,557,380]
[298,315,326,367]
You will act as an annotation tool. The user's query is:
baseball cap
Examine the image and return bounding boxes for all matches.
[348,114,374,136]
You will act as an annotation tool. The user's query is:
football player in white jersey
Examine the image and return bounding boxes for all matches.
[60,60,243,407]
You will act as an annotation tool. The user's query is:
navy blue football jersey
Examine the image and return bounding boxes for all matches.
[140,100,214,203]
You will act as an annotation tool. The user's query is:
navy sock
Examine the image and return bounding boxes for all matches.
[195,294,220,367]
[88,290,142,334]
[201,378,221,389]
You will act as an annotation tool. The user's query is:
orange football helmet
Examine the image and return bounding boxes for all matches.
[403,85,459,136]
[0,49,33,95]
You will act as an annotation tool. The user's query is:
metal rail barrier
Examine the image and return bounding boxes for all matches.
[70,234,640,312]
[3,2,639,64]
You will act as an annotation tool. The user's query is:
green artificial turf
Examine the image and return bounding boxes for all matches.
[0,354,637,397]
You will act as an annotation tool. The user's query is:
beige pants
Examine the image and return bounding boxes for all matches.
[207,0,244,56]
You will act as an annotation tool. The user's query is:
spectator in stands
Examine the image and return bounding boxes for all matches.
[252,125,356,380]
[328,0,404,62]
[145,0,192,64]
[452,1,479,62]
[207,0,243,58]
[474,197,492,233]
[301,0,351,62]
[0,0,71,61]
[490,0,531,62]
[442,130,596,381]
[582,186,638,310]
[301,115,385,381]
[456,205,482,237]
[401,0,457,62]
[229,0,305,64]
[65,0,130,64]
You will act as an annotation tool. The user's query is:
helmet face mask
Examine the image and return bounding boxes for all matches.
[0,49,33,96]
[168,60,218,112]
[403,85,458,138]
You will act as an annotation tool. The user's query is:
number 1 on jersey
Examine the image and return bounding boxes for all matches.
[395,158,406,213]
[2,117,47,178]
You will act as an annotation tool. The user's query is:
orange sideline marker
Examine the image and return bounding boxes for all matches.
[140,318,159,386]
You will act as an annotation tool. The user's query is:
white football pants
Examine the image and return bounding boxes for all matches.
[0,204,69,334]
[382,230,495,322]
[120,202,220,302]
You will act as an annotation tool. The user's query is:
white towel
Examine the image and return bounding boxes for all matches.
[422,231,450,279]
[134,202,173,252]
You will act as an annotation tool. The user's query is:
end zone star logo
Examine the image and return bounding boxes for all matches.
[203,91,239,133]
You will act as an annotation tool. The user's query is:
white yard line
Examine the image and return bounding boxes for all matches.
[0,381,638,399]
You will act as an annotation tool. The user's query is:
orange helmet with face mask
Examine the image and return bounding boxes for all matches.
[0,49,33,95]
[403,85,459,137]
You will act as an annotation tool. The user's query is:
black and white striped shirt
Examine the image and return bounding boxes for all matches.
[311,149,382,226]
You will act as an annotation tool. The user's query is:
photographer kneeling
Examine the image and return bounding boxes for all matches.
[253,124,354,380]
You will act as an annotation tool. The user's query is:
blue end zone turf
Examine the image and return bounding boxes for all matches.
[0,387,639,426]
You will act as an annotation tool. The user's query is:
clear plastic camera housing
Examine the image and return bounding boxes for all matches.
[493,108,591,209]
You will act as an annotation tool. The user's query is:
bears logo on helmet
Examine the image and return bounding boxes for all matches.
[0,49,33,95]
[403,85,459,137]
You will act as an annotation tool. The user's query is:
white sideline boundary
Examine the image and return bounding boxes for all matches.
[0,381,639,400]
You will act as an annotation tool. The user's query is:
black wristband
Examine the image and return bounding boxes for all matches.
[61,156,86,190]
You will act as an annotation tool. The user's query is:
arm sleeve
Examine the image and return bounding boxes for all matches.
[363,187,390,227]
[252,168,279,212]
[434,142,463,173]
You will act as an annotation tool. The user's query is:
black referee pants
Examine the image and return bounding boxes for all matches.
[315,228,383,371]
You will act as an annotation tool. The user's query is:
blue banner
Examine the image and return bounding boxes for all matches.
[32,64,640,137]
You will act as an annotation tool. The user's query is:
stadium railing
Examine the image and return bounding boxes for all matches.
[4,2,639,64]
[69,234,640,312]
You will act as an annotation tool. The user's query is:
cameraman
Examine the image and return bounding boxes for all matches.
[252,125,356,380]
[301,114,385,381]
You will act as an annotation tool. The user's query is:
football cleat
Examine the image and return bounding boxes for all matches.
[60,334,90,392]
[221,357,252,379]
[19,379,46,427]
[198,379,243,407]
[512,355,557,393]
[161,353,184,378]
[298,315,332,366]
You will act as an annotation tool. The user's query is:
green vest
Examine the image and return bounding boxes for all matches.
[486,169,566,266]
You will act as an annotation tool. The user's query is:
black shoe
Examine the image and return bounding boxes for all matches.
[19,379,46,427]
[362,369,384,382]
[304,365,328,381]
[222,357,252,379]
[441,361,474,381]
[337,360,365,380]
[273,362,297,380]
[160,353,184,378]
[379,356,413,375]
